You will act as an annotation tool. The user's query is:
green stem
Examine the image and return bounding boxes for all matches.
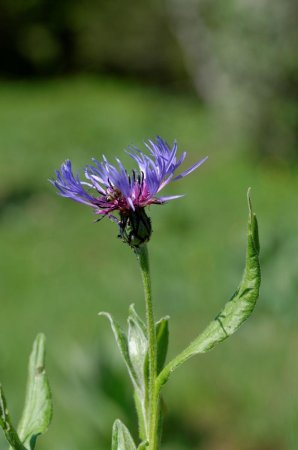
[136,244,159,450]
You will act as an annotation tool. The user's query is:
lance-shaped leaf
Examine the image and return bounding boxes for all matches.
[0,385,26,450]
[127,306,148,441]
[157,189,261,389]
[99,312,138,387]
[17,334,52,450]
[127,311,148,390]
[155,317,169,375]
[136,316,169,443]
[112,419,137,450]
[128,305,146,335]
[100,308,150,442]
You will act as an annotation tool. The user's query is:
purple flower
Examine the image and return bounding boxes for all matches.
[51,137,207,247]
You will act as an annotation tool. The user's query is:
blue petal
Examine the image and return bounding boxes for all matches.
[173,156,208,181]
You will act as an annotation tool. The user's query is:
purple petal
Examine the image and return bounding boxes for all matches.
[173,156,208,181]
[156,194,185,202]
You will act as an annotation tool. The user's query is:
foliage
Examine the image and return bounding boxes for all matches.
[0,335,52,450]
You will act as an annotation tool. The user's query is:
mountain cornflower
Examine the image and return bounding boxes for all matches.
[51,137,207,247]
[0,138,259,450]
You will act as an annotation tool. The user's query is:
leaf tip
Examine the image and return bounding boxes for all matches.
[246,188,260,255]
[112,418,121,428]
[247,187,252,214]
[129,303,136,313]
[31,333,47,370]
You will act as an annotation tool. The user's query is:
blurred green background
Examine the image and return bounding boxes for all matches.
[0,1,297,449]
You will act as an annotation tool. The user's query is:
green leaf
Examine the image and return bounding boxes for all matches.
[157,189,261,389]
[100,308,150,442]
[155,317,169,374]
[127,313,148,390]
[128,305,146,336]
[112,419,137,450]
[0,385,26,450]
[99,312,138,387]
[127,306,149,441]
[17,334,52,450]
[133,391,147,443]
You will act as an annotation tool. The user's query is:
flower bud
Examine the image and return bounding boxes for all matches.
[119,208,152,248]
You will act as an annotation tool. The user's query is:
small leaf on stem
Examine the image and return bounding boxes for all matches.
[99,312,139,388]
[112,419,137,450]
[128,315,148,391]
[17,334,52,450]
[129,305,146,335]
[155,317,169,375]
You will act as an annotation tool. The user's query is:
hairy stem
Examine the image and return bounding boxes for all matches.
[136,245,159,450]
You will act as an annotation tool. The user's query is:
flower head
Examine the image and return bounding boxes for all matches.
[51,137,207,247]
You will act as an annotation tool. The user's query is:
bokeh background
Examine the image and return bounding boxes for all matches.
[0,1,297,449]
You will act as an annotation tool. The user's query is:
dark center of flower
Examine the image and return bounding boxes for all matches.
[119,207,152,249]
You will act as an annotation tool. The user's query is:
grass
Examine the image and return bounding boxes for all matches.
[0,76,297,450]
